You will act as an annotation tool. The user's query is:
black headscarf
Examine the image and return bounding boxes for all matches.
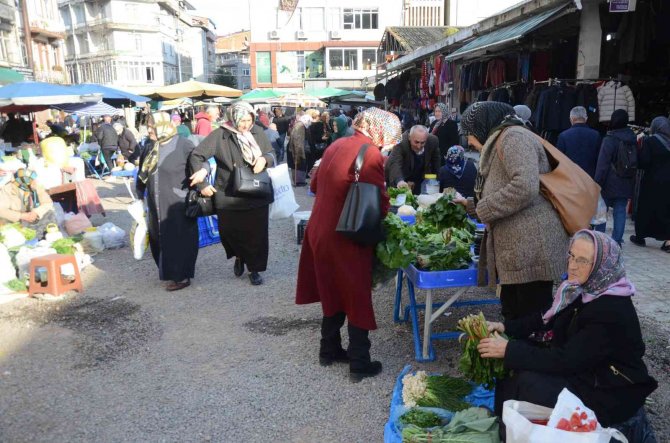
[609,109,629,130]
[461,102,516,145]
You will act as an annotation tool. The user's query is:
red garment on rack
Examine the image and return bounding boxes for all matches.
[486,59,506,87]
[434,56,442,96]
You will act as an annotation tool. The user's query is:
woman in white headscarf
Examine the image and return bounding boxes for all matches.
[189,101,275,286]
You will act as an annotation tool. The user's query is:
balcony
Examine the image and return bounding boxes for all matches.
[30,18,66,39]
[34,68,69,84]
[70,17,159,33]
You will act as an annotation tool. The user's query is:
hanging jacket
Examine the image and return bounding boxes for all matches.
[597,82,636,122]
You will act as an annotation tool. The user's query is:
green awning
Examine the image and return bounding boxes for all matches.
[446,4,570,61]
[0,67,25,85]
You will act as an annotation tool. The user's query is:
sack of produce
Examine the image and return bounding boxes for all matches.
[64,212,92,236]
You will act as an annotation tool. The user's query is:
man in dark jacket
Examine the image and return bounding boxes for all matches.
[594,109,636,245]
[272,107,290,162]
[94,115,118,170]
[114,122,138,162]
[385,125,440,195]
[557,106,601,179]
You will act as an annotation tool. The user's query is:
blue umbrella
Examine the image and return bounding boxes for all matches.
[54,101,124,117]
[0,81,97,106]
[68,83,148,105]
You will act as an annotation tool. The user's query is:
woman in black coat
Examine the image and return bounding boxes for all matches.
[478,230,657,438]
[630,116,670,252]
[428,103,459,164]
[188,101,275,286]
[136,112,199,292]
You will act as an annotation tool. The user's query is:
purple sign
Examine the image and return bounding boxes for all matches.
[610,0,630,12]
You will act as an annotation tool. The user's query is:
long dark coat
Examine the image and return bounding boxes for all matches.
[635,136,670,239]
[295,132,389,330]
[137,136,198,282]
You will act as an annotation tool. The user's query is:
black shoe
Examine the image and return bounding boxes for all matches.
[661,242,670,253]
[249,272,263,286]
[234,257,244,277]
[630,235,646,247]
[319,348,349,366]
[349,361,382,382]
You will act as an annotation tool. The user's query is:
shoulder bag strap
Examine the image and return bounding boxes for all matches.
[353,143,370,183]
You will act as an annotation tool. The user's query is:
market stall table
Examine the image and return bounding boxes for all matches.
[47,182,77,214]
[393,215,499,362]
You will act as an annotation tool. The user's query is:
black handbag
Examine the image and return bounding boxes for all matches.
[335,144,384,245]
[232,163,273,199]
[185,189,214,218]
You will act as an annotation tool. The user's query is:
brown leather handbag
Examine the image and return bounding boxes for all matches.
[496,128,601,235]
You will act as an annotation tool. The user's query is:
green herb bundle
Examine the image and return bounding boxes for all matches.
[420,194,475,233]
[5,279,27,292]
[376,214,420,270]
[51,238,76,255]
[399,408,443,428]
[415,375,472,411]
[457,312,507,389]
[389,187,418,208]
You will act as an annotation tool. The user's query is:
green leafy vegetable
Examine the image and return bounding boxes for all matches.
[5,279,26,292]
[389,187,418,208]
[415,375,472,412]
[375,214,420,270]
[457,312,508,389]
[51,238,76,255]
[399,408,443,428]
[420,194,475,233]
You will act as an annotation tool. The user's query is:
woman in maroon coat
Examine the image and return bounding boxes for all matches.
[296,108,402,382]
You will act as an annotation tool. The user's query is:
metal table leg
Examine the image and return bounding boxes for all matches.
[422,289,433,360]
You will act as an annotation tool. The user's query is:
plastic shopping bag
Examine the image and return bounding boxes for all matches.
[268,163,299,220]
[64,212,92,236]
[127,200,148,260]
[503,391,628,443]
[98,222,126,249]
[590,195,607,226]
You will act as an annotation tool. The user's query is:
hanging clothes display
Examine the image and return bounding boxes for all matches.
[597,81,636,122]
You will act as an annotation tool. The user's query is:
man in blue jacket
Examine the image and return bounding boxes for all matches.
[556,106,601,179]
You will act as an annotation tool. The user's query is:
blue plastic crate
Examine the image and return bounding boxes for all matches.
[404,262,478,290]
[399,214,416,225]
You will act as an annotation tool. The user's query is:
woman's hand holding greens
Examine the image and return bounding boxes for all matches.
[477,332,508,359]
[487,321,505,334]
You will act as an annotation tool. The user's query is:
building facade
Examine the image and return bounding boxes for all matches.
[403,0,444,27]
[58,0,215,87]
[215,30,250,91]
[26,0,67,83]
[0,0,27,82]
[249,0,404,90]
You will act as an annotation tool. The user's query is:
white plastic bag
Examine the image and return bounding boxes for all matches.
[268,163,299,220]
[127,200,148,260]
[15,246,57,279]
[0,243,17,284]
[503,393,628,443]
[98,222,126,249]
[81,229,105,254]
[590,195,607,226]
[1,225,26,248]
[53,203,66,227]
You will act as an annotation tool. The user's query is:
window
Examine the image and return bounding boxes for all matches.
[342,8,378,30]
[361,49,378,70]
[328,49,358,71]
[328,7,341,30]
[146,66,154,82]
[242,69,250,76]
[73,4,85,24]
[132,33,142,52]
[301,7,324,31]
[0,31,9,62]
[256,51,271,83]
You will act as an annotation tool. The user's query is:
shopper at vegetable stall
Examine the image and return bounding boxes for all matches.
[0,168,57,239]
[385,125,441,195]
[296,108,402,382]
[438,145,477,198]
[429,103,460,164]
[136,112,199,292]
[455,102,568,321]
[478,230,658,439]
[189,101,275,286]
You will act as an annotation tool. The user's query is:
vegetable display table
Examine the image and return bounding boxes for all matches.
[111,169,138,200]
[394,264,499,362]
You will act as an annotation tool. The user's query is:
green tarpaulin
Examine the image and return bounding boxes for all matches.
[0,68,24,85]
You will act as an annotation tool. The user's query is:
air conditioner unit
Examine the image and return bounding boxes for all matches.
[269,30,280,40]
[329,30,341,40]
[295,30,307,40]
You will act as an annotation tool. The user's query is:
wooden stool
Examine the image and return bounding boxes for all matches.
[28,254,83,297]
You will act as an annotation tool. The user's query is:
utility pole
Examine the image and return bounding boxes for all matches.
[19,0,33,71]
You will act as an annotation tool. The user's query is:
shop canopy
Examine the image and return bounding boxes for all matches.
[303,87,360,100]
[144,80,243,100]
[270,93,326,108]
[53,101,123,117]
[239,89,284,100]
[0,81,100,108]
[0,67,24,86]
[445,4,570,61]
[67,83,148,106]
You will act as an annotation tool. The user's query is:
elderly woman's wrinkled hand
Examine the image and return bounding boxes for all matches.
[487,321,505,334]
[20,211,39,223]
[477,332,508,359]
[200,185,216,198]
[189,168,208,187]
[253,156,267,174]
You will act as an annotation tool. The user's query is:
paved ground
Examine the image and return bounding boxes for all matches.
[0,179,668,442]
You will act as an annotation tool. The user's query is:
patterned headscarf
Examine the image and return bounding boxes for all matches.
[14,169,40,209]
[352,107,402,148]
[650,116,670,151]
[543,230,635,323]
[138,112,178,184]
[223,101,263,166]
[461,102,515,145]
[445,145,466,178]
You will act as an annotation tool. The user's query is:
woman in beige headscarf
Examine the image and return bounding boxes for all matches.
[136,112,199,291]
[189,101,275,286]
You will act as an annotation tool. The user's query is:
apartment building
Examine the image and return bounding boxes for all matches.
[216,31,251,91]
[58,0,215,87]
[403,0,444,27]
[249,0,404,90]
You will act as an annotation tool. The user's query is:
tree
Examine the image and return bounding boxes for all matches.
[213,67,237,88]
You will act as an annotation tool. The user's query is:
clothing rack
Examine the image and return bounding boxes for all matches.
[533,77,619,86]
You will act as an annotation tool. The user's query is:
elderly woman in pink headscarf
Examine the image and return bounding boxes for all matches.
[478,230,657,437]
[296,108,402,382]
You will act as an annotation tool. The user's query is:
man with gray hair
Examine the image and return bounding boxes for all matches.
[385,125,441,194]
[556,106,602,179]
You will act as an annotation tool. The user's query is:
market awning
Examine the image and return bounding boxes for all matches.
[147,80,243,100]
[68,83,149,106]
[54,102,124,117]
[445,4,570,61]
[0,67,25,85]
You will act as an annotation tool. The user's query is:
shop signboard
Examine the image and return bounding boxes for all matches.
[256,52,272,84]
[609,0,630,12]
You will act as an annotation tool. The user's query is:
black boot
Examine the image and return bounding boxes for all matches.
[629,235,646,247]
[348,324,381,382]
[234,257,245,276]
[319,312,348,366]
[249,272,262,285]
